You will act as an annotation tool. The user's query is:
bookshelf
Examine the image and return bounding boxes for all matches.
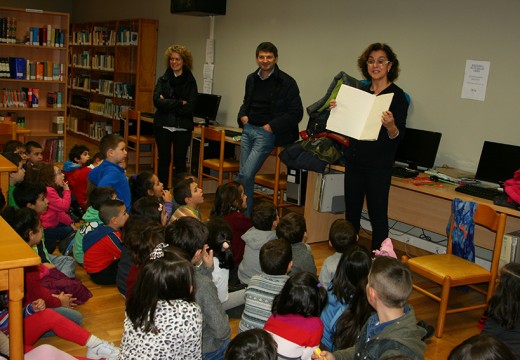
[0,7,69,163]
[67,18,158,143]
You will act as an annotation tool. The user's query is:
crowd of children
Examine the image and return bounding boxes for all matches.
[1,134,518,360]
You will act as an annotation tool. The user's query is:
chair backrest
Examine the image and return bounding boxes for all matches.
[200,127,226,161]
[125,109,141,141]
[0,121,16,142]
[447,202,507,283]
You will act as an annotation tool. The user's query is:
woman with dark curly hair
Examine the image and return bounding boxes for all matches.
[331,43,409,251]
[153,44,198,186]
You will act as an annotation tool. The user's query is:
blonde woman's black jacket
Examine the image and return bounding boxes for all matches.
[153,67,198,130]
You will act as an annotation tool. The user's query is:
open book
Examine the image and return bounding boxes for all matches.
[326,84,393,140]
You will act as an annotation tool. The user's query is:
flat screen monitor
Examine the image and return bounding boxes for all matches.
[394,127,442,170]
[193,93,221,125]
[475,141,520,185]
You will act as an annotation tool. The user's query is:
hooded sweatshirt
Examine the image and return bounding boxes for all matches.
[237,227,277,285]
[73,206,102,264]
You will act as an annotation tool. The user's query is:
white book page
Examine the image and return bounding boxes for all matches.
[326,85,393,140]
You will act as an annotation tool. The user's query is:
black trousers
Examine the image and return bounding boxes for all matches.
[154,126,191,186]
[344,164,392,251]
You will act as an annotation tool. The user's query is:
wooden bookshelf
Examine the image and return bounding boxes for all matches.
[67,18,158,142]
[0,7,69,164]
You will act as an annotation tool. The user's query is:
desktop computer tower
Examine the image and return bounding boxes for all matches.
[313,171,345,214]
[500,230,520,268]
[190,136,236,178]
[286,168,308,206]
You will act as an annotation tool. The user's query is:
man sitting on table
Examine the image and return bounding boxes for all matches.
[236,41,303,216]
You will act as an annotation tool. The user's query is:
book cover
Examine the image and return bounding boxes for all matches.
[36,62,44,80]
[52,115,64,134]
[57,91,63,108]
[9,57,26,79]
[31,88,39,108]
[326,84,394,141]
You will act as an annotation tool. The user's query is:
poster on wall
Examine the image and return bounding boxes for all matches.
[461,60,490,101]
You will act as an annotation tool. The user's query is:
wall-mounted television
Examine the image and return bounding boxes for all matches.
[394,127,442,170]
[193,93,221,125]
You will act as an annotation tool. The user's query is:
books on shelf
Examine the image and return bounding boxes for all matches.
[24,25,65,47]
[42,138,64,163]
[52,115,64,134]
[23,60,64,81]
[0,17,17,44]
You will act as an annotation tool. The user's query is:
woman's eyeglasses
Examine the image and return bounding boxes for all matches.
[367,59,391,66]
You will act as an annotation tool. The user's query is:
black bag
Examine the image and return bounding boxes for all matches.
[306,109,330,137]
[59,230,76,256]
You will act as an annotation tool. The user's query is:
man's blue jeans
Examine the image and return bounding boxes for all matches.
[236,123,276,216]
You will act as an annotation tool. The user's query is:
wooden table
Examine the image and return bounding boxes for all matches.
[0,216,40,360]
[0,154,17,201]
[305,168,520,250]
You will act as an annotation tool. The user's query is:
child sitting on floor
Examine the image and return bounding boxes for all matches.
[25,162,76,254]
[120,246,202,358]
[13,181,76,278]
[72,186,117,265]
[83,199,128,285]
[319,219,357,289]
[312,257,426,360]
[264,272,327,360]
[238,200,278,285]
[63,144,91,211]
[129,171,173,219]
[88,134,130,209]
[239,239,292,333]
[170,178,204,221]
[2,152,25,208]
[276,212,317,275]
[24,141,43,167]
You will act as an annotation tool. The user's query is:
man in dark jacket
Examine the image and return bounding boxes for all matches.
[237,42,303,215]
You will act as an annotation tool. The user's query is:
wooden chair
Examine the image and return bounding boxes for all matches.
[402,202,507,338]
[198,126,240,188]
[254,146,289,213]
[125,109,157,174]
[0,121,17,148]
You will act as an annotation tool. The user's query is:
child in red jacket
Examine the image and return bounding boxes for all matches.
[83,199,128,285]
[63,144,91,211]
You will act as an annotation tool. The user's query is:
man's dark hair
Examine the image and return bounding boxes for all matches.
[13,181,46,207]
[259,239,292,275]
[69,144,89,162]
[165,217,209,260]
[252,201,277,231]
[256,42,278,58]
[276,212,306,244]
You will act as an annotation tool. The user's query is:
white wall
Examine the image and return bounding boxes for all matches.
[13,0,520,172]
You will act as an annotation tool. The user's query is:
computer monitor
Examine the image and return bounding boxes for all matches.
[475,141,520,185]
[193,93,221,125]
[394,127,442,170]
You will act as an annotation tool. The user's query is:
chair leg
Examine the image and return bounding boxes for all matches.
[435,276,451,338]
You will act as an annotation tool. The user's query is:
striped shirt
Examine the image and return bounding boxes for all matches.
[238,273,289,333]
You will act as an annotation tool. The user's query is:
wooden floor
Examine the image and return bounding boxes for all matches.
[35,193,482,359]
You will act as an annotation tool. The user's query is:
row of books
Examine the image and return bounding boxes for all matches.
[91,54,115,71]
[4,57,65,81]
[97,80,135,99]
[72,27,117,46]
[0,17,16,44]
[0,88,46,108]
[27,26,65,47]
[46,92,64,108]
[71,27,138,46]
[42,138,64,163]
[67,116,114,141]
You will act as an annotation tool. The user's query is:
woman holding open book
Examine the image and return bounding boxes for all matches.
[330,43,409,251]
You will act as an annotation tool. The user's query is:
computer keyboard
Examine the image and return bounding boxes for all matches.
[455,184,503,200]
[392,167,419,178]
[224,129,242,138]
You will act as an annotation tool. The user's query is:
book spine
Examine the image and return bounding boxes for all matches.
[31,88,39,108]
